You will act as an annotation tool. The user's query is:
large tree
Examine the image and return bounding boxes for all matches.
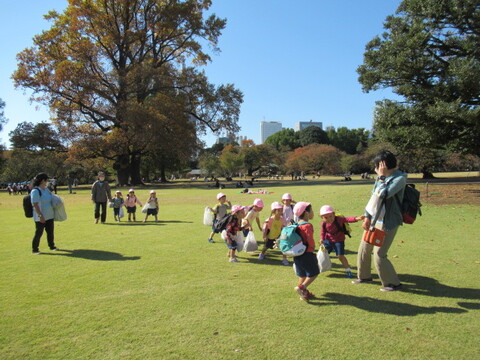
[13,0,242,185]
[357,0,480,175]
[9,122,64,151]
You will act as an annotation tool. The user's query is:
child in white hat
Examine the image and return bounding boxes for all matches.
[260,202,289,265]
[207,193,232,243]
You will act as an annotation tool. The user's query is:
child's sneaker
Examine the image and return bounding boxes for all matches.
[282,259,289,266]
[294,285,309,301]
[229,258,239,263]
[258,253,265,260]
[346,270,353,278]
[208,238,215,243]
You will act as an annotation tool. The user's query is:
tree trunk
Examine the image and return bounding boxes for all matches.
[114,154,130,186]
[159,163,167,183]
[129,155,143,185]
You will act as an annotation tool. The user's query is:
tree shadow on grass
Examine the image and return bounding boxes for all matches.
[307,292,468,316]
[42,249,141,261]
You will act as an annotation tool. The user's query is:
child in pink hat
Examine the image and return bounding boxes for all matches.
[125,189,142,222]
[207,193,232,243]
[281,193,297,224]
[241,198,264,237]
[225,205,247,263]
[292,201,319,301]
[260,202,289,265]
[320,205,364,278]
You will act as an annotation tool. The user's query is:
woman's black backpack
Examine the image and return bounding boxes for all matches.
[23,188,41,218]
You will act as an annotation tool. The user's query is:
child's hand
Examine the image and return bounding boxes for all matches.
[355,215,365,221]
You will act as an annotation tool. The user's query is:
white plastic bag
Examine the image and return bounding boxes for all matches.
[243,231,258,252]
[53,196,67,222]
[119,207,124,219]
[203,207,214,226]
[141,204,149,213]
[221,230,244,252]
[317,245,332,273]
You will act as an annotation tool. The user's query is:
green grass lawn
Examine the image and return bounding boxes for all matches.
[1,181,479,360]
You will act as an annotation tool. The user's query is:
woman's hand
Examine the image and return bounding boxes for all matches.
[362,218,371,231]
[375,161,388,177]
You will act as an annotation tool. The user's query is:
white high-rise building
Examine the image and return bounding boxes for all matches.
[295,120,323,131]
[260,121,283,143]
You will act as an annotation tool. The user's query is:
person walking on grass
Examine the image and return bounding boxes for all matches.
[207,192,231,243]
[353,150,406,292]
[319,205,364,279]
[225,205,246,263]
[125,189,142,222]
[241,198,264,237]
[292,202,319,301]
[112,190,125,222]
[31,173,58,254]
[259,201,290,266]
[91,171,112,224]
[281,193,297,224]
[143,190,159,222]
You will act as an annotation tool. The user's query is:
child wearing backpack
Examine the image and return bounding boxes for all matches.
[281,193,297,224]
[320,205,364,278]
[259,202,289,265]
[143,190,159,222]
[241,198,264,236]
[112,191,125,222]
[125,189,142,222]
[207,193,232,243]
[292,201,319,301]
[225,205,247,263]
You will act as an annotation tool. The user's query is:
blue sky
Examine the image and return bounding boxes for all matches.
[0,0,401,147]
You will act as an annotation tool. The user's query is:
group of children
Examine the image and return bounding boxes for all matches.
[111,189,159,222]
[207,192,364,301]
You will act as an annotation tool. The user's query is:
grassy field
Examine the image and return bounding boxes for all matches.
[1,179,479,360]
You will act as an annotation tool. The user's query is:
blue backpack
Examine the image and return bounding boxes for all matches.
[278,221,307,256]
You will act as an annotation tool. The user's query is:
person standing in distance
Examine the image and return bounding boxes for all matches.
[91,171,112,224]
[31,173,58,254]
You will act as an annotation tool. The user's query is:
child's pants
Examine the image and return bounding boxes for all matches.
[356,226,400,287]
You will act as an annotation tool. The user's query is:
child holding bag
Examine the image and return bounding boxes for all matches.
[259,202,289,266]
[143,190,159,222]
[319,205,364,278]
[225,205,246,263]
[292,202,319,301]
[207,193,232,243]
[112,191,125,222]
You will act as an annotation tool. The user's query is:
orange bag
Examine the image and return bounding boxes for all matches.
[363,228,386,247]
